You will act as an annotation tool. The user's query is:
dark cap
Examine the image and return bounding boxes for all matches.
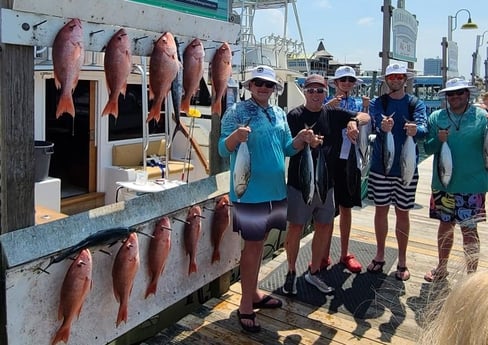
[304,74,327,88]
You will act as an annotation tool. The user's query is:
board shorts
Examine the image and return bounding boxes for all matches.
[429,189,486,228]
[232,199,287,241]
[367,170,418,210]
[286,185,335,225]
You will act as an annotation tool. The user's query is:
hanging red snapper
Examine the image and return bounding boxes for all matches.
[145,217,172,298]
[148,32,179,123]
[211,195,231,263]
[102,28,132,119]
[184,205,202,274]
[112,232,140,327]
[210,42,232,116]
[52,18,84,118]
[52,249,92,345]
[181,38,205,114]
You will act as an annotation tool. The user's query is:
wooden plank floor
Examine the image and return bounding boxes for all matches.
[141,156,488,344]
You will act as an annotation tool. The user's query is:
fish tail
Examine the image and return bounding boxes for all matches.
[144,279,158,299]
[101,98,119,118]
[211,249,220,264]
[52,323,70,345]
[147,102,162,123]
[188,261,197,274]
[210,98,222,116]
[56,93,75,118]
[181,96,191,114]
[116,303,128,327]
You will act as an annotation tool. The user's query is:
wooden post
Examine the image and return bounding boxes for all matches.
[1,1,36,343]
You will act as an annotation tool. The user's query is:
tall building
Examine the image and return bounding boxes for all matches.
[424,58,441,76]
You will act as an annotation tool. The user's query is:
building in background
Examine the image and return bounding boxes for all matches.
[423,57,442,76]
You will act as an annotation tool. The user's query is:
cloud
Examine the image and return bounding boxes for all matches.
[316,0,332,9]
[357,17,375,26]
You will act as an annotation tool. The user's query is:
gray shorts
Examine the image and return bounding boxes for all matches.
[232,199,287,241]
[287,185,335,225]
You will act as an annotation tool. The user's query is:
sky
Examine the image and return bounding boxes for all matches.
[248,0,488,78]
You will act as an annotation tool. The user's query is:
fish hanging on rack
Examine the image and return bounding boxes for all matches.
[210,42,232,116]
[112,232,140,327]
[51,249,92,345]
[184,205,203,274]
[181,38,205,114]
[211,195,231,263]
[145,217,172,298]
[52,18,84,119]
[148,31,180,123]
[101,28,132,119]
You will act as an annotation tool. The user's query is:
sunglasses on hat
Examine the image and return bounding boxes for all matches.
[446,89,466,97]
[304,87,326,94]
[338,76,356,83]
[253,79,275,88]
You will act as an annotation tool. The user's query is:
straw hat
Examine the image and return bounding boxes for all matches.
[379,63,415,81]
[438,78,478,98]
[328,66,363,88]
[241,65,283,91]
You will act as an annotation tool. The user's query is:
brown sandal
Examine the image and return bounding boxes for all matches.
[366,259,385,273]
[395,265,410,281]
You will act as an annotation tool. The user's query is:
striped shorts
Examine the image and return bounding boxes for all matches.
[367,170,418,210]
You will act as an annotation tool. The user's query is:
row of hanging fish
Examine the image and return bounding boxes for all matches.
[52,18,233,120]
[49,196,230,345]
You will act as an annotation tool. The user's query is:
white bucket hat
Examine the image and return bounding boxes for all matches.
[241,65,283,91]
[379,63,415,81]
[438,78,478,98]
[328,66,363,88]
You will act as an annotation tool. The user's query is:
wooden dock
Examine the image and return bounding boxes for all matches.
[140,155,488,345]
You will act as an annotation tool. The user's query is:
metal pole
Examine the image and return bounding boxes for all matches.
[485,46,488,90]
[441,37,448,88]
[381,0,392,75]
[472,35,481,85]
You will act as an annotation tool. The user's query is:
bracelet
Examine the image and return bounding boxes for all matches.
[349,117,359,125]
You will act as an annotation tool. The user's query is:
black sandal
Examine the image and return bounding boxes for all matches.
[237,310,261,333]
[366,259,386,273]
[252,295,283,309]
[395,265,410,281]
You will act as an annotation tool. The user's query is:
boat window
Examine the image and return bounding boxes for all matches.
[108,84,165,141]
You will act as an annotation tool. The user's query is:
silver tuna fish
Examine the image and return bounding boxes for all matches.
[358,120,372,161]
[382,114,395,175]
[315,146,328,204]
[233,141,251,199]
[299,143,314,205]
[400,135,416,186]
[438,141,453,188]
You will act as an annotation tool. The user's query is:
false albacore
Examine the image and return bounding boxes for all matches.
[400,135,417,186]
[382,114,395,175]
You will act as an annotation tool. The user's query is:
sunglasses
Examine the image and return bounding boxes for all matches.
[386,74,405,81]
[446,89,466,97]
[338,76,356,83]
[253,79,275,88]
[304,88,326,94]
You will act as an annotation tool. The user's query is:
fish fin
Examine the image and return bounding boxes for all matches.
[211,249,220,264]
[101,99,118,118]
[116,303,128,327]
[52,322,70,345]
[56,94,75,118]
[53,72,62,90]
[120,82,128,97]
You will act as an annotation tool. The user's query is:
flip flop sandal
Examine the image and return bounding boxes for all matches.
[366,259,386,273]
[395,265,410,281]
[237,310,261,333]
[252,295,283,309]
[424,268,449,282]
